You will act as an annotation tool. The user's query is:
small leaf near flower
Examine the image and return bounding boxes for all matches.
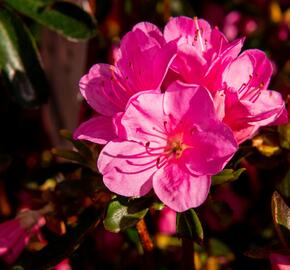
[103,197,150,233]
[212,168,246,186]
[176,208,203,245]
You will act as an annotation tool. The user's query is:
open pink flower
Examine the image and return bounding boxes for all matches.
[163,16,288,143]
[98,82,237,212]
[73,22,176,144]
[216,49,288,143]
[270,253,290,270]
[0,210,45,264]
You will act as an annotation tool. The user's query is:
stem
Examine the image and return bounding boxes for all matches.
[182,238,195,270]
[136,218,154,252]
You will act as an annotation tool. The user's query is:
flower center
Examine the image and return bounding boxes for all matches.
[168,139,185,159]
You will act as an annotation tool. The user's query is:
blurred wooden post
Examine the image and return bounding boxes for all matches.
[39,28,88,147]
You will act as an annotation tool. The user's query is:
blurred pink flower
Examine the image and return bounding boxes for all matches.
[55,259,72,270]
[98,82,237,212]
[0,210,46,264]
[270,253,290,270]
[158,207,176,234]
[73,22,176,144]
[223,11,241,40]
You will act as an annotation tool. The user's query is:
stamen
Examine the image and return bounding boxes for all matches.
[194,17,205,52]
[137,128,167,140]
[163,121,169,134]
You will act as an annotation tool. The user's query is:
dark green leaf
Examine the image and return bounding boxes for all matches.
[176,209,203,245]
[59,129,94,162]
[212,168,246,186]
[277,169,290,199]
[278,123,290,150]
[0,7,48,107]
[5,0,97,40]
[272,191,290,248]
[104,197,150,233]
[52,148,94,168]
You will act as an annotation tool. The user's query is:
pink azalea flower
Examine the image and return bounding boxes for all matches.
[270,253,290,270]
[216,49,288,143]
[0,210,46,264]
[73,22,177,144]
[158,207,176,234]
[163,16,288,144]
[98,82,238,212]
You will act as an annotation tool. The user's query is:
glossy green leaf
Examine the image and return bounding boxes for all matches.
[212,168,246,186]
[176,208,203,245]
[272,191,290,248]
[104,197,150,233]
[0,7,48,107]
[5,0,97,41]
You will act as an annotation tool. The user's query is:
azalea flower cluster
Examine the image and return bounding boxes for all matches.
[74,16,287,212]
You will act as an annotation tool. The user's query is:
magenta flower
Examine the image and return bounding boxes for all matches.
[73,22,176,144]
[215,49,288,143]
[163,16,288,143]
[0,210,45,264]
[98,82,237,212]
[270,253,290,270]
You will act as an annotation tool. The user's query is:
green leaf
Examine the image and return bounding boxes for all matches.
[278,123,290,150]
[0,7,48,107]
[277,169,290,199]
[52,147,95,168]
[272,191,290,248]
[59,129,94,162]
[212,168,246,186]
[176,209,203,245]
[104,197,150,233]
[5,0,97,41]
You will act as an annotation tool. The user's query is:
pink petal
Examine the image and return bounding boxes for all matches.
[132,22,164,45]
[222,52,254,91]
[98,140,155,197]
[243,49,273,89]
[205,37,244,92]
[120,91,167,144]
[153,163,211,212]
[73,115,117,145]
[79,64,129,116]
[181,122,238,175]
[164,81,216,128]
[270,253,290,270]
[116,29,176,92]
[170,43,207,84]
[244,90,287,126]
[164,16,211,54]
